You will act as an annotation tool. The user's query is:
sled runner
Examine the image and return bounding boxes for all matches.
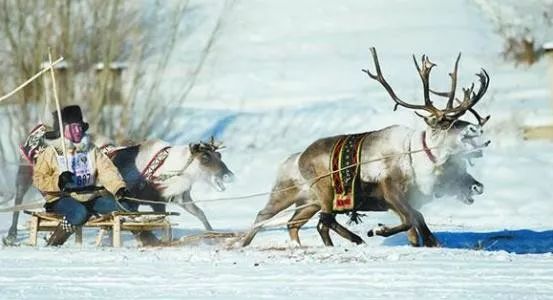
[25,210,178,247]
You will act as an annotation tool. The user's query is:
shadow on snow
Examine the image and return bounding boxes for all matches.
[383,229,553,254]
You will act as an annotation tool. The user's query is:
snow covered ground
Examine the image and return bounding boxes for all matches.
[1,0,553,299]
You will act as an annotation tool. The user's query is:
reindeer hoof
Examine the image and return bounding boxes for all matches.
[352,236,364,245]
[425,240,440,247]
[423,235,440,247]
[2,234,18,246]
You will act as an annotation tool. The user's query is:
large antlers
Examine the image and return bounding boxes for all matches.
[363,47,490,127]
[362,48,441,116]
[200,136,225,151]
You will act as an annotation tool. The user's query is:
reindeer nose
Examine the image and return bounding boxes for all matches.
[471,182,484,195]
[223,172,234,183]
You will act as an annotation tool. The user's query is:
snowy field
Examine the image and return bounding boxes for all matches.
[1,0,553,299]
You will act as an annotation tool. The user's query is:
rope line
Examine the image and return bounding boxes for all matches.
[123,144,484,206]
[0,145,485,213]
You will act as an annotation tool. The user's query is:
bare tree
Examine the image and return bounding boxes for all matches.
[474,0,553,66]
[0,0,232,162]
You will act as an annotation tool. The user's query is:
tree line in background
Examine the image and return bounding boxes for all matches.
[475,0,553,66]
[0,0,232,163]
[0,0,549,164]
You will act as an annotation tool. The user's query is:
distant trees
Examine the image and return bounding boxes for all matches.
[0,0,232,161]
[475,0,553,66]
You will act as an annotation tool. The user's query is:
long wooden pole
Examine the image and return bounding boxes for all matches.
[48,49,68,170]
[41,66,52,124]
[0,57,64,103]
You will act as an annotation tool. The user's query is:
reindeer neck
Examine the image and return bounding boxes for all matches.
[409,129,447,196]
[163,145,196,176]
[182,146,197,173]
[421,127,450,165]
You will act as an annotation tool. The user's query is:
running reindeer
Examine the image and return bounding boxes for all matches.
[110,137,234,230]
[3,131,233,246]
[242,47,490,247]
[241,145,486,247]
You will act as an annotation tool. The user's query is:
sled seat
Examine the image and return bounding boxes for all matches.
[24,211,178,247]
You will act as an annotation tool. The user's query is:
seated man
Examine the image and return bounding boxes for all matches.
[32,105,136,246]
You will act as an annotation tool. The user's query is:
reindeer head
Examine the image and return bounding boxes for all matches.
[189,137,234,191]
[363,48,491,157]
[433,153,484,205]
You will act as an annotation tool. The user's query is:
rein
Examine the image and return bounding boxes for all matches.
[0,144,485,213]
[122,143,486,206]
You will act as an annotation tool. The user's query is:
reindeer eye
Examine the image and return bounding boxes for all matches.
[201,154,210,163]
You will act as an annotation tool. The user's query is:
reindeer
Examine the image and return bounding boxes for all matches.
[242,48,490,247]
[3,135,233,246]
[110,138,234,230]
[241,149,484,247]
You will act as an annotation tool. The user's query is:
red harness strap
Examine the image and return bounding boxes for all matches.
[99,143,118,159]
[422,131,437,164]
[140,146,171,182]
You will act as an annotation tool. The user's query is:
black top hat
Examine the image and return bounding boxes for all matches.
[44,105,89,139]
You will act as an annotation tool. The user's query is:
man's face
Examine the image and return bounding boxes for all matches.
[63,122,84,143]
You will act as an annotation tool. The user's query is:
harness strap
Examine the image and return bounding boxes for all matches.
[422,131,437,164]
[141,146,171,182]
[99,143,117,157]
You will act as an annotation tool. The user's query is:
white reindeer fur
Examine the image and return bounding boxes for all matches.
[277,124,481,209]
[124,140,203,198]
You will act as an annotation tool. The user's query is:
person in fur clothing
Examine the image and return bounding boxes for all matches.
[32,105,136,246]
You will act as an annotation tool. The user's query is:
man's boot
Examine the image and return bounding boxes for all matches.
[47,217,76,246]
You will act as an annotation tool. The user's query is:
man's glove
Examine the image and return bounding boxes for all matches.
[115,187,131,201]
[57,171,75,191]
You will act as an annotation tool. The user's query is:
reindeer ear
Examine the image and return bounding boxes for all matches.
[189,143,200,154]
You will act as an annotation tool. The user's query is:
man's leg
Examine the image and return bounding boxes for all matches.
[91,196,138,214]
[46,197,88,246]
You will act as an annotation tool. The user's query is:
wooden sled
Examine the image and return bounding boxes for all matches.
[25,210,178,247]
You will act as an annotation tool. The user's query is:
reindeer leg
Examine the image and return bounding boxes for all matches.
[412,210,439,247]
[316,213,334,246]
[368,177,415,238]
[307,176,342,246]
[406,228,420,247]
[177,191,213,231]
[4,165,33,246]
[241,183,300,247]
[287,200,320,246]
[330,221,365,245]
[401,211,420,246]
[368,222,413,238]
[320,212,364,245]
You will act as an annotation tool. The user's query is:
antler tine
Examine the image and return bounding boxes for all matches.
[412,53,444,118]
[429,53,461,109]
[207,135,226,150]
[445,53,461,109]
[469,108,490,126]
[472,69,490,102]
[363,47,431,112]
[445,68,490,119]
[412,54,437,108]
[454,98,490,126]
